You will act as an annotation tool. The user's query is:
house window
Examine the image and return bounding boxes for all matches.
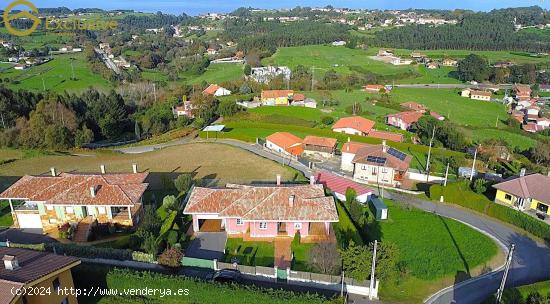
[259,222,268,230]
[294,223,302,230]
[505,194,512,201]
[65,207,74,214]
[381,167,388,173]
[361,165,367,170]
[371,167,377,175]
[53,278,60,290]
[236,218,243,225]
[46,205,54,211]
[98,207,106,214]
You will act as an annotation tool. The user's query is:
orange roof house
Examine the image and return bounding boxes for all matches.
[385,111,424,130]
[368,130,404,142]
[364,84,385,93]
[303,136,338,156]
[265,132,304,156]
[332,116,376,136]
[0,169,149,234]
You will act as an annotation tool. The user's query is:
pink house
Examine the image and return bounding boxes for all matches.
[183,182,339,240]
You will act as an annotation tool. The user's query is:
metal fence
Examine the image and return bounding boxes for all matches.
[181,257,215,269]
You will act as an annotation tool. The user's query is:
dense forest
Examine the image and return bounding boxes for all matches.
[223,20,350,53]
[370,7,550,52]
[118,12,191,31]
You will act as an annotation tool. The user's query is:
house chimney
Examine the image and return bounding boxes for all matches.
[132,163,138,174]
[310,175,315,185]
[382,140,388,153]
[90,186,96,198]
[50,167,56,177]
[276,174,281,186]
[520,168,526,177]
[3,255,19,271]
[289,195,295,208]
[100,165,106,174]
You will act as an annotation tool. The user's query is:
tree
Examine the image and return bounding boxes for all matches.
[74,125,94,147]
[308,242,341,275]
[345,188,357,207]
[240,83,252,94]
[162,195,178,212]
[339,241,402,282]
[217,100,241,117]
[339,241,372,281]
[457,54,490,82]
[320,116,334,125]
[174,173,193,195]
[531,141,550,165]
[134,120,141,140]
[244,64,252,76]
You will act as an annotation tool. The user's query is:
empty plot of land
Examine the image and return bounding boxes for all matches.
[0,143,299,190]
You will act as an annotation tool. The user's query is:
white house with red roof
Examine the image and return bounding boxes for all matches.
[183,181,339,240]
[315,171,373,203]
[173,100,196,118]
[203,84,231,97]
[341,141,412,187]
[0,166,148,234]
[265,132,304,156]
[332,116,375,136]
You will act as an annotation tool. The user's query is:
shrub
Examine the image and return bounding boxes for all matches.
[8,243,46,251]
[162,195,178,212]
[166,230,179,246]
[320,116,334,125]
[174,173,193,195]
[292,230,301,247]
[487,204,550,242]
[158,247,184,268]
[131,251,156,263]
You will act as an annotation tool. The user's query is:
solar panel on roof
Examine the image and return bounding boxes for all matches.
[367,156,387,164]
[387,147,407,161]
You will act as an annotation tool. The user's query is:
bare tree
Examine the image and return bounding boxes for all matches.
[308,242,341,275]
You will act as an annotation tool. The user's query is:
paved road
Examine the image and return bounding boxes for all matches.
[387,192,550,304]
[393,83,514,90]
[114,138,190,154]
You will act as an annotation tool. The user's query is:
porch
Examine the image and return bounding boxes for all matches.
[228,222,335,243]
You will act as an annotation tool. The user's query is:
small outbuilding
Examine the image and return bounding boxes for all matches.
[369,196,388,220]
[315,171,373,203]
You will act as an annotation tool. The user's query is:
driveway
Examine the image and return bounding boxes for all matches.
[185,232,227,260]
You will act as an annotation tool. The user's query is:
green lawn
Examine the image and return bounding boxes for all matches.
[291,242,316,272]
[367,200,498,302]
[390,48,550,64]
[224,238,275,267]
[262,45,417,76]
[182,63,244,84]
[0,53,112,93]
[0,201,13,227]
[0,28,72,50]
[468,128,537,151]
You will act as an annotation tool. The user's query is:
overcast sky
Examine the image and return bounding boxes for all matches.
[22,0,550,15]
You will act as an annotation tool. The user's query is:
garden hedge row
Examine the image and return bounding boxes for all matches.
[430,182,550,242]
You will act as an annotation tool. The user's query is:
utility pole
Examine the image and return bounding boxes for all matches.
[42,77,46,91]
[426,126,436,183]
[470,147,478,182]
[369,240,378,300]
[311,66,315,91]
[70,59,75,80]
[340,270,345,298]
[496,244,515,304]
[496,115,499,128]
[444,163,450,187]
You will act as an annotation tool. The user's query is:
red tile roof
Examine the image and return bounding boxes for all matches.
[332,116,375,134]
[184,184,338,222]
[470,90,492,97]
[400,102,426,112]
[386,111,424,124]
[341,141,370,154]
[203,84,220,95]
[430,111,445,120]
[293,93,305,102]
[364,85,385,92]
[266,132,304,156]
[0,247,80,285]
[368,130,404,142]
[0,172,149,206]
[303,136,337,148]
[0,280,23,304]
[261,90,294,99]
[315,171,373,196]
[352,144,412,171]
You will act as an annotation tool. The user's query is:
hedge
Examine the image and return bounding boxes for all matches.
[8,243,46,251]
[42,243,157,262]
[430,182,550,242]
[429,181,490,214]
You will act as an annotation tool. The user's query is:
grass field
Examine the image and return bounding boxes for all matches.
[0,143,301,192]
[182,63,244,84]
[368,200,499,302]
[391,48,550,64]
[0,28,72,50]
[0,201,13,227]
[0,52,112,93]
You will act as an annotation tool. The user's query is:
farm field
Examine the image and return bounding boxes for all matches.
[368,200,499,302]
[181,63,244,84]
[390,48,550,64]
[0,52,112,93]
[0,28,72,50]
[0,143,301,192]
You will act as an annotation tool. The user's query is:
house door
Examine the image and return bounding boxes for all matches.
[82,206,88,217]
[278,222,286,233]
[16,213,43,229]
